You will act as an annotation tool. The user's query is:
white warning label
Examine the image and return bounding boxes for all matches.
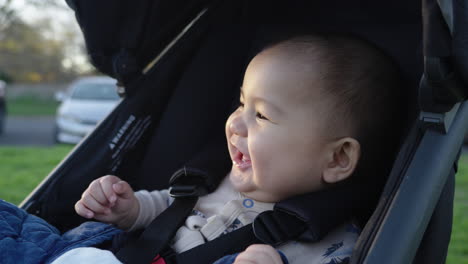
[109,114,152,172]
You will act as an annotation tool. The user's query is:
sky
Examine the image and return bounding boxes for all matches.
[11,0,74,26]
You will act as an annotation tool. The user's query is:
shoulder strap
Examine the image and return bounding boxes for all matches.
[115,196,198,263]
[115,167,211,263]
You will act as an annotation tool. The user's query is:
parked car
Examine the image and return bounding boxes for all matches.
[0,80,6,135]
[55,76,121,144]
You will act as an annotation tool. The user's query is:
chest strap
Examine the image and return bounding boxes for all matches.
[115,196,198,263]
[159,210,307,264]
[164,224,259,264]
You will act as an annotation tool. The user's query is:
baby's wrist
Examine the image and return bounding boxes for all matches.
[117,197,140,230]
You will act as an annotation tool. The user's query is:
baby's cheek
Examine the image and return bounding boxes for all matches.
[225,116,234,138]
[250,141,273,182]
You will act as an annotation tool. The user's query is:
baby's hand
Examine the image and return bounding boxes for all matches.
[234,244,284,264]
[75,175,139,230]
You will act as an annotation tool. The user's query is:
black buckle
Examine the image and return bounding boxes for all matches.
[169,184,205,198]
[168,167,209,198]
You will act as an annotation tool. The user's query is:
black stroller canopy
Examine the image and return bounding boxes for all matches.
[66,0,423,91]
[22,0,468,263]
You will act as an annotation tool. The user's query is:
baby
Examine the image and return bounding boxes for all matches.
[0,33,403,264]
[69,33,404,264]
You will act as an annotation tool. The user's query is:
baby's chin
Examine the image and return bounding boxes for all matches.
[228,169,279,202]
[228,168,255,193]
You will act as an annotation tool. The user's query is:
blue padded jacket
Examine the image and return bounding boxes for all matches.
[0,199,122,264]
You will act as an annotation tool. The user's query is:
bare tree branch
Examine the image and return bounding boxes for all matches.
[24,0,68,10]
[0,0,17,34]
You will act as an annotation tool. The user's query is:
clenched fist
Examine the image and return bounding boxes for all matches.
[75,175,139,230]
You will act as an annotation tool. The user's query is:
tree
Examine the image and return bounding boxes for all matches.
[1,0,63,33]
[0,18,79,82]
[0,0,92,83]
[0,0,16,34]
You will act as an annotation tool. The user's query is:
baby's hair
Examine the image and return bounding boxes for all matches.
[264,33,407,185]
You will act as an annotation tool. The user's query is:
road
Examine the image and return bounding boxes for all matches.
[0,116,56,146]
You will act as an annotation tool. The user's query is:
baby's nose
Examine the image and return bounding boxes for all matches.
[229,114,247,137]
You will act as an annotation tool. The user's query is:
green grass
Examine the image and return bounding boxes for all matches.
[0,145,73,204]
[0,146,467,261]
[6,95,60,116]
[447,154,468,264]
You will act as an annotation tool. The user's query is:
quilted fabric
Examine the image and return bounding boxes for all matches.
[0,199,121,264]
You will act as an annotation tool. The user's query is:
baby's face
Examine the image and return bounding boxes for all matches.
[225,50,335,202]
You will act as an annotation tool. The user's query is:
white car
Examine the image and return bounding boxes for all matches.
[55,76,121,144]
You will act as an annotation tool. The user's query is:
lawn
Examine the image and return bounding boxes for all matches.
[0,146,466,262]
[6,95,60,116]
[448,154,468,264]
[0,145,73,204]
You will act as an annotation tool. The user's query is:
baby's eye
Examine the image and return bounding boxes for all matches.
[238,102,245,108]
[256,112,269,121]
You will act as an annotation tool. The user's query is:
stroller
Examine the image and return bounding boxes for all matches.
[20,0,468,263]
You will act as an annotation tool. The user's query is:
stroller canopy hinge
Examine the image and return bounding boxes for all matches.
[419,56,465,133]
[419,103,460,133]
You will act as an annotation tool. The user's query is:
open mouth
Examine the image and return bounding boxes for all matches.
[232,148,252,170]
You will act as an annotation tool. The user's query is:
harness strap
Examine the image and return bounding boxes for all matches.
[159,210,307,264]
[253,210,308,246]
[115,196,198,263]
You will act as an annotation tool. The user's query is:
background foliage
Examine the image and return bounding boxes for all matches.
[0,0,88,83]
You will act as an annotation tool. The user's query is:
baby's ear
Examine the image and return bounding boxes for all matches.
[322,137,361,184]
